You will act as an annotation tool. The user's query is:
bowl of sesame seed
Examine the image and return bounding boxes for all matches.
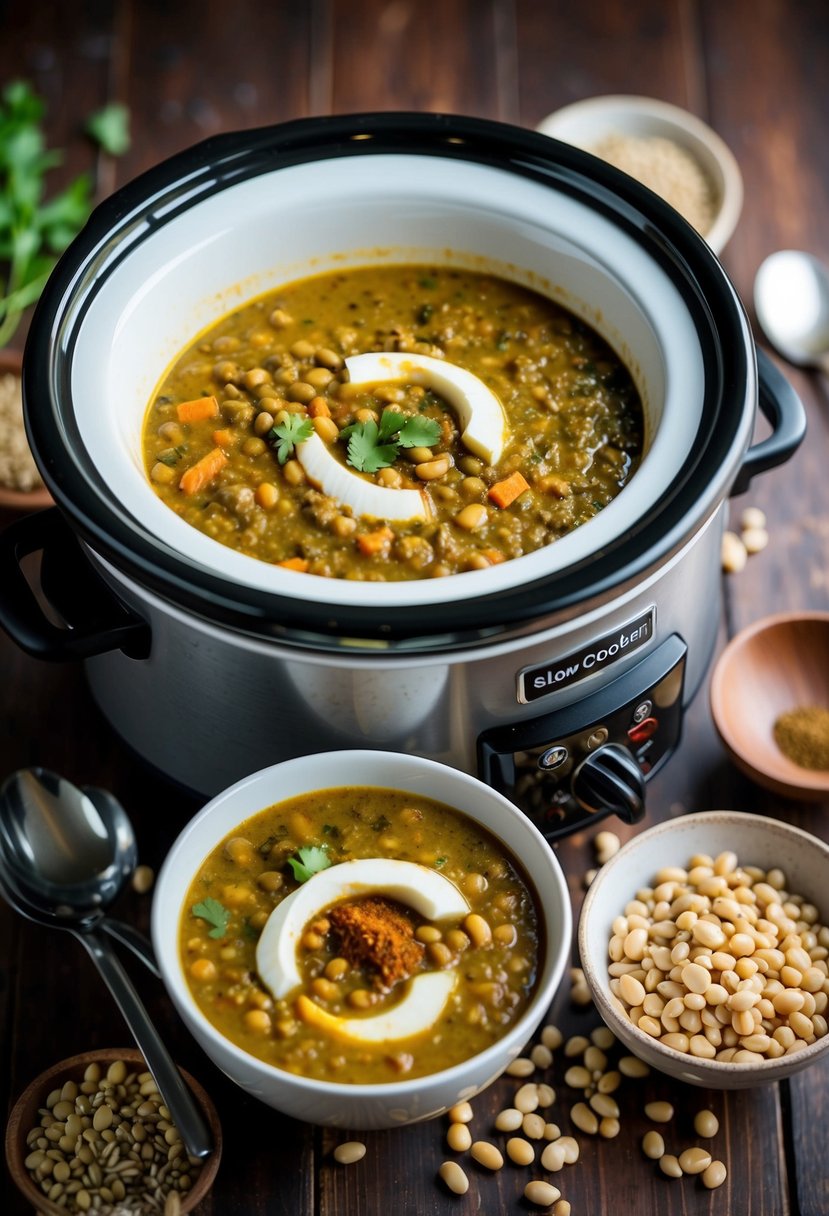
[536,95,743,256]
[0,349,53,511]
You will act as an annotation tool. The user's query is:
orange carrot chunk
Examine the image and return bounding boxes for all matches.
[488,471,530,509]
[480,547,506,565]
[212,428,234,447]
[278,557,310,572]
[356,527,395,558]
[176,395,220,423]
[308,397,332,419]
[179,447,227,495]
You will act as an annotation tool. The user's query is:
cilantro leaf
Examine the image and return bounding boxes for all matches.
[268,414,313,464]
[397,415,441,449]
[377,409,405,441]
[287,845,332,884]
[86,103,131,156]
[346,419,399,473]
[343,408,440,473]
[192,898,231,939]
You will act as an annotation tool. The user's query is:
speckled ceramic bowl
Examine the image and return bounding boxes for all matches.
[579,810,829,1088]
[152,750,572,1129]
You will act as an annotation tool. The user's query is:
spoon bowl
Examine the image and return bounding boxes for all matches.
[754,250,829,372]
[0,768,214,1159]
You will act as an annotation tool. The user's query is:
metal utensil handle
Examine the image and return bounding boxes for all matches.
[75,928,213,1159]
[101,919,162,978]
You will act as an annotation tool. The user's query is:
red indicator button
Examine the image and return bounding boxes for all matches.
[628,716,658,745]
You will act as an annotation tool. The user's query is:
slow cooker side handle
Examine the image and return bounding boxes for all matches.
[731,348,806,495]
[0,508,150,661]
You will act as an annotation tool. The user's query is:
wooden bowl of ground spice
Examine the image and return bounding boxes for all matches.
[710,611,829,800]
[0,349,53,511]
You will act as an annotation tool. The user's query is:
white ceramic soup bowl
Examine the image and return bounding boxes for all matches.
[579,810,829,1088]
[152,750,571,1128]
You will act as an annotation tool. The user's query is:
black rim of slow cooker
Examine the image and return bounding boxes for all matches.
[24,112,752,648]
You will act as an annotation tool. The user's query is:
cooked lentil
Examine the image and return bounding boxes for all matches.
[0,369,43,491]
[144,265,643,580]
[181,787,541,1084]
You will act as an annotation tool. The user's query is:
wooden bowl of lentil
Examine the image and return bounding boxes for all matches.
[0,349,53,511]
[710,612,829,799]
[578,810,829,1088]
[4,1048,222,1215]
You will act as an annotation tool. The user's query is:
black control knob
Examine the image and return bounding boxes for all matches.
[570,743,645,825]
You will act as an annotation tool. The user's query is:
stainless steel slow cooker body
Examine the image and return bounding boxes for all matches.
[2,114,804,834]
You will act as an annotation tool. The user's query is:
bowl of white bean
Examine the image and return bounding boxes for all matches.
[578,810,829,1087]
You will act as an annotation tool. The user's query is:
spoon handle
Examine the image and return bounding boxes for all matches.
[76,928,213,1159]
[101,918,161,978]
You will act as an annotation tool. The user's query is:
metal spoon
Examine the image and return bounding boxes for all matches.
[0,768,213,1159]
[754,249,829,373]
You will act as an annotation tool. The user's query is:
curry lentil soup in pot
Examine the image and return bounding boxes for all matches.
[145,265,643,581]
[180,785,542,1083]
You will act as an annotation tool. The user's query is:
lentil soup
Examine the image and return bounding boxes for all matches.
[145,265,643,580]
[180,787,543,1084]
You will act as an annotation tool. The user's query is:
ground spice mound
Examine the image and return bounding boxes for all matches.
[590,132,716,235]
[328,896,424,989]
[773,705,829,770]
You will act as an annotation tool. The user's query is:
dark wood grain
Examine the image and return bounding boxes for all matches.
[1,0,828,1213]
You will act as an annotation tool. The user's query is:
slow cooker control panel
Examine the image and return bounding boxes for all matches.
[477,635,686,839]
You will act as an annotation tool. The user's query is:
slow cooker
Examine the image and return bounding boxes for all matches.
[0,114,805,837]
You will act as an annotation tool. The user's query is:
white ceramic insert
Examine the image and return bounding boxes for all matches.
[152,750,571,1128]
[69,153,704,610]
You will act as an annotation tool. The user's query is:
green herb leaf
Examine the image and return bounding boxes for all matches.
[397,415,441,449]
[157,445,187,467]
[287,845,332,884]
[192,898,230,939]
[0,81,97,347]
[434,856,448,869]
[345,419,400,473]
[268,414,313,464]
[86,103,131,156]
[343,408,440,473]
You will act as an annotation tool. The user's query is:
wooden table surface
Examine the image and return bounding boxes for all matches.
[1,2,828,1213]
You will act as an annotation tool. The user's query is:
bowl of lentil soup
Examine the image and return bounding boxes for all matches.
[578,811,829,1087]
[152,751,571,1129]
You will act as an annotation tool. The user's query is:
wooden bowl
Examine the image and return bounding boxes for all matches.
[710,611,829,799]
[0,349,53,511]
[4,1048,222,1215]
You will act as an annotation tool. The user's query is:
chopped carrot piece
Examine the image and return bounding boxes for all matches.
[356,527,395,558]
[480,547,506,565]
[308,397,331,418]
[176,395,220,423]
[278,557,310,572]
[212,428,234,447]
[179,447,227,495]
[488,471,530,509]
